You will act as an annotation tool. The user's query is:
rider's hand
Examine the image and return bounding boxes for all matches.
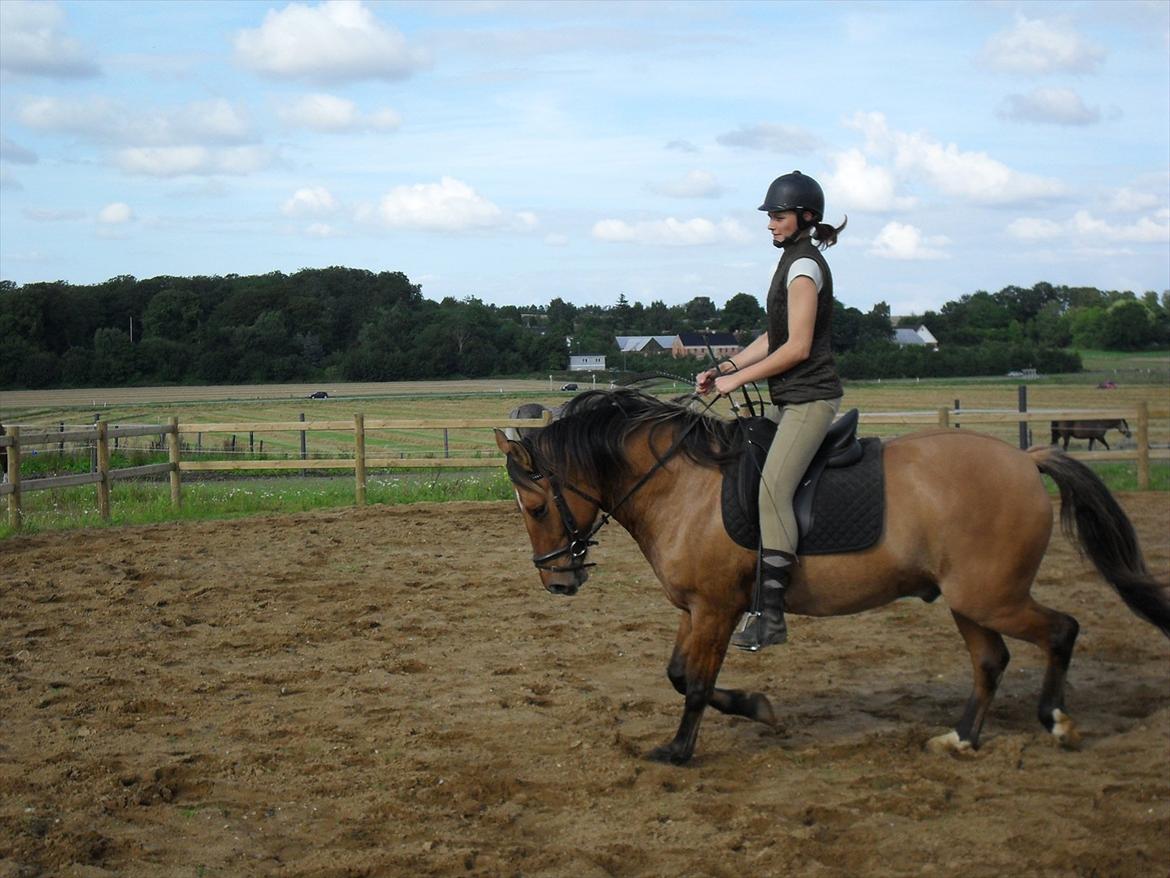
[695,368,718,395]
[714,373,740,396]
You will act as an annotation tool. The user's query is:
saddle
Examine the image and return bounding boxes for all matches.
[720,408,885,555]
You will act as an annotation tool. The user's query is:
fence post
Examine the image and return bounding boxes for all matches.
[299,412,307,478]
[937,407,950,428]
[58,421,64,453]
[168,416,182,510]
[953,398,961,430]
[1136,401,1150,491]
[7,426,21,532]
[97,420,111,520]
[354,413,367,506]
[1017,385,1029,449]
[443,427,450,458]
[91,413,99,472]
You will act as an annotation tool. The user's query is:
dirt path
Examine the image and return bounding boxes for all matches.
[2,495,1168,877]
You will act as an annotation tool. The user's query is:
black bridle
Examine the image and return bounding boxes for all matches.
[516,399,716,576]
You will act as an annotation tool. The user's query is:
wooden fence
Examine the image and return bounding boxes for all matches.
[2,403,1166,531]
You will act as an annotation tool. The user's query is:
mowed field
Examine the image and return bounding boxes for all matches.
[2,366,1168,460]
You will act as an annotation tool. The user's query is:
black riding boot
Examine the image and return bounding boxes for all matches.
[731,550,794,652]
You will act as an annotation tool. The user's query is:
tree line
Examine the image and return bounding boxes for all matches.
[1,268,1166,389]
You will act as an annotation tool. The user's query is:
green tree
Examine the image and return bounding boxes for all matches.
[1100,300,1154,350]
[720,293,764,331]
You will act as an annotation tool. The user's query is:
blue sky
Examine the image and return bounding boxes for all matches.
[1,0,1167,316]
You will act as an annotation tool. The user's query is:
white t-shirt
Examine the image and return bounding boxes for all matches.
[786,257,823,293]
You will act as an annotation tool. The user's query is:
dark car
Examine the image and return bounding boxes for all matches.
[560,383,578,391]
[307,391,329,399]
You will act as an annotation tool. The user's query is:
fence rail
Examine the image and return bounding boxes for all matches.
[3,404,1167,531]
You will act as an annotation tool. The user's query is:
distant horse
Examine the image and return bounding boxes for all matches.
[496,389,1168,765]
[504,403,559,441]
[1050,418,1131,451]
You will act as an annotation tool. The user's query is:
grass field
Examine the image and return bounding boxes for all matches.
[2,355,1167,538]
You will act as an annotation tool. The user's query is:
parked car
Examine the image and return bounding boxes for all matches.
[307,390,329,399]
[560,383,578,391]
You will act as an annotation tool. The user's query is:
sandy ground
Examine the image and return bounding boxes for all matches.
[1,494,1168,878]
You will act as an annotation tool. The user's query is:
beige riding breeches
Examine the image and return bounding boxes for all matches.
[758,397,842,553]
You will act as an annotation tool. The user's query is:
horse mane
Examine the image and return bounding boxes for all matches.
[530,388,738,500]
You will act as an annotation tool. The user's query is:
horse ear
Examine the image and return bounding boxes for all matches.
[494,428,534,470]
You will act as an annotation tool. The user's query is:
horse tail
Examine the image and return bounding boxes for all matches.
[1030,446,1170,638]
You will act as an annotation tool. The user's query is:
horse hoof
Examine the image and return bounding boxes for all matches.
[926,730,975,757]
[750,693,778,727]
[1050,710,1082,750]
[646,744,690,765]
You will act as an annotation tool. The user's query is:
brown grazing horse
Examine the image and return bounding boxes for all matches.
[496,389,1169,765]
[1050,418,1131,451]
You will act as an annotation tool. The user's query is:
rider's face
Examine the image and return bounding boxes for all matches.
[767,210,798,244]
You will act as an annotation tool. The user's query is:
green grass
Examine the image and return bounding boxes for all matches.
[0,470,515,539]
[3,462,1165,541]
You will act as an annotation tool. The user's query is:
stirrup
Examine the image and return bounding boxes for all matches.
[730,610,788,652]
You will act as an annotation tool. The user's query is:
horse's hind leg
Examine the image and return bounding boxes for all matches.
[980,600,1081,748]
[928,612,1010,755]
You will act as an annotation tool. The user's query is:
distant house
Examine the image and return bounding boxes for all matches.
[569,354,606,371]
[672,331,742,359]
[615,335,676,354]
[893,325,939,350]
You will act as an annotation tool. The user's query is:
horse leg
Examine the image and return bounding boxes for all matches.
[649,608,742,765]
[664,615,776,728]
[928,612,1010,755]
[1099,436,1110,451]
[981,600,1081,748]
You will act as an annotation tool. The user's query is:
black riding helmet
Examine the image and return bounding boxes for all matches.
[759,170,824,247]
[759,170,824,219]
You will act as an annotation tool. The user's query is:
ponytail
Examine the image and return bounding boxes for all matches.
[810,215,847,250]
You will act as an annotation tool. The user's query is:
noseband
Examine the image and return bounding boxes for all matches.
[526,470,609,575]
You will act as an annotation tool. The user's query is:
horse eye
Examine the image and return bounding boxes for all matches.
[528,503,548,520]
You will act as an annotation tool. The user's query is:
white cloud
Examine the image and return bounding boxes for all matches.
[591,217,750,247]
[847,112,1065,205]
[716,123,822,154]
[647,170,722,199]
[1007,209,1170,243]
[998,88,1100,126]
[1105,187,1161,213]
[868,222,950,260]
[981,16,1105,74]
[278,93,401,132]
[377,177,509,231]
[20,96,253,145]
[116,145,273,177]
[0,0,99,78]
[825,149,916,213]
[97,202,133,224]
[234,0,429,82]
[305,223,336,238]
[283,186,339,217]
[1,137,37,165]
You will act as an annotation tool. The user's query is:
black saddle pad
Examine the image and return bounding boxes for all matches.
[721,431,885,556]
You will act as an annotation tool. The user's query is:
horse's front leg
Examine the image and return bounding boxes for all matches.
[651,609,773,765]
